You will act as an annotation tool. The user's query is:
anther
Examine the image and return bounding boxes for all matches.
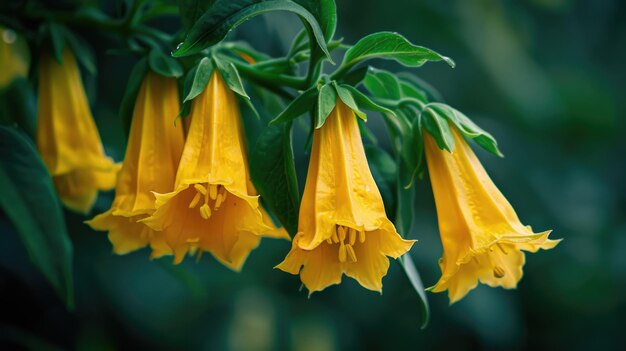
[346,244,357,262]
[332,227,339,243]
[200,204,211,219]
[214,193,224,210]
[349,229,356,246]
[338,243,347,263]
[189,192,201,208]
[338,226,346,242]
[186,237,200,243]
[194,184,207,195]
[496,243,508,255]
[209,184,217,200]
[359,231,366,243]
[493,265,506,278]
[326,238,333,245]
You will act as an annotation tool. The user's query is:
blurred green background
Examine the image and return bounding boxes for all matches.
[1,0,625,350]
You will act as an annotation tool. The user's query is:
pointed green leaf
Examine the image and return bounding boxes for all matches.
[333,82,366,120]
[363,68,402,100]
[172,0,330,61]
[249,122,300,235]
[270,86,318,125]
[179,0,216,30]
[340,84,396,117]
[398,254,430,329]
[397,72,444,102]
[148,48,184,78]
[183,57,215,103]
[342,31,454,70]
[0,127,74,309]
[120,58,149,137]
[315,82,337,128]
[64,30,97,75]
[48,22,65,64]
[428,103,503,157]
[215,56,249,99]
[422,106,455,152]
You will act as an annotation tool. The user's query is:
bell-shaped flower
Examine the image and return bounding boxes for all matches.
[36,48,118,213]
[277,100,415,294]
[0,26,29,89]
[424,125,561,303]
[141,71,288,269]
[86,71,185,258]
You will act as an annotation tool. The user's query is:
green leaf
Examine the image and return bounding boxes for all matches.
[422,106,455,152]
[405,114,425,189]
[365,145,396,217]
[0,127,74,308]
[398,254,430,329]
[48,22,65,64]
[333,82,366,120]
[182,57,215,103]
[172,0,331,61]
[339,84,396,117]
[148,48,184,78]
[215,55,260,118]
[179,0,216,30]
[0,79,37,138]
[363,68,402,100]
[341,65,369,86]
[295,0,336,41]
[397,72,443,103]
[215,55,249,99]
[315,82,337,128]
[249,122,300,235]
[269,86,317,125]
[120,58,149,137]
[427,103,503,157]
[342,31,455,70]
[63,30,97,75]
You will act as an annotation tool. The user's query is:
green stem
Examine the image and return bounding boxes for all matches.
[232,60,306,90]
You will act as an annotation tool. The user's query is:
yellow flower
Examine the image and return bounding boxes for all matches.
[86,72,185,258]
[37,48,118,213]
[277,100,415,294]
[141,71,288,269]
[424,125,561,303]
[0,26,29,89]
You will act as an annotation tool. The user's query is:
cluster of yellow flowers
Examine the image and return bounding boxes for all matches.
[28,44,559,302]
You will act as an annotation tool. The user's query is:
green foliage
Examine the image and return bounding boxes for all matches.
[314,82,336,128]
[172,0,331,60]
[148,48,184,78]
[249,122,300,235]
[182,57,215,104]
[0,127,74,309]
[270,86,318,125]
[120,57,149,137]
[178,0,216,31]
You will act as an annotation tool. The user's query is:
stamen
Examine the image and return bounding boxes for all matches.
[346,244,357,262]
[326,238,333,245]
[338,243,347,263]
[332,227,339,243]
[200,204,211,219]
[189,192,201,208]
[195,249,204,263]
[209,184,218,200]
[493,265,506,278]
[496,243,508,255]
[349,229,356,246]
[338,226,346,242]
[194,184,207,195]
[359,231,366,243]
[186,237,200,243]
[214,193,224,210]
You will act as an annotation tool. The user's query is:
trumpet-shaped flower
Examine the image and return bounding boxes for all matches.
[141,71,288,269]
[424,125,561,303]
[37,49,118,213]
[86,72,185,258]
[277,100,415,294]
[0,26,29,89]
